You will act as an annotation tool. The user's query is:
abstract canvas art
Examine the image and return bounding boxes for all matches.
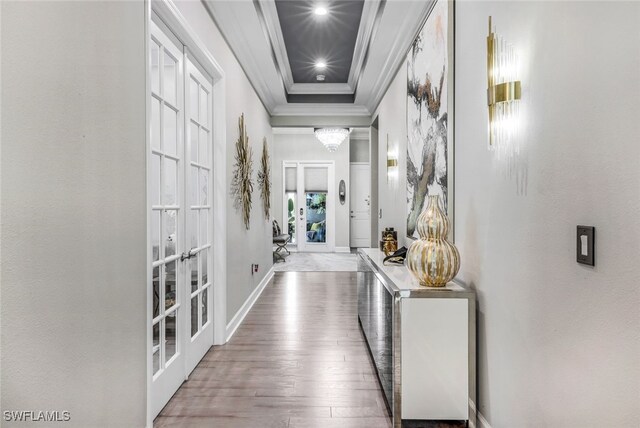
[406,0,454,239]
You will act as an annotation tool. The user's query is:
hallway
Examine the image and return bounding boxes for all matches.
[155,272,391,428]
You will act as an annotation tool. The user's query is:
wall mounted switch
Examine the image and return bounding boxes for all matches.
[577,226,595,266]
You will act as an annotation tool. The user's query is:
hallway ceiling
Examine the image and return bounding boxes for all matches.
[204,0,436,117]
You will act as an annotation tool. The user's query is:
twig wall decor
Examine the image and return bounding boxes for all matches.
[231,114,253,230]
[257,137,271,220]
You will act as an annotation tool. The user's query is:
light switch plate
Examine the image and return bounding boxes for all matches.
[577,226,595,266]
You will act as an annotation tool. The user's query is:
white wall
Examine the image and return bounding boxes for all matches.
[272,132,350,249]
[374,1,640,427]
[455,2,640,426]
[174,0,273,324]
[372,62,409,246]
[1,1,147,426]
[350,137,370,163]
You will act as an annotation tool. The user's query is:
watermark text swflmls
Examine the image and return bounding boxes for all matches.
[4,411,71,422]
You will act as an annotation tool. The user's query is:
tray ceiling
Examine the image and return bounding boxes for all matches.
[204,0,437,116]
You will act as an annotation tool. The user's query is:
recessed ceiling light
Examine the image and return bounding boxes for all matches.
[314,6,328,16]
[315,61,326,70]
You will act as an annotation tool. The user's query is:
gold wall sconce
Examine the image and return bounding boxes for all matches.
[386,134,398,180]
[487,16,522,151]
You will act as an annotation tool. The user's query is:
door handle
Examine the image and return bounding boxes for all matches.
[181,247,198,261]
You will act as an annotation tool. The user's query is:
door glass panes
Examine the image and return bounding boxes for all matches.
[286,192,296,244]
[189,211,198,249]
[151,155,161,206]
[200,249,208,285]
[190,166,198,206]
[163,51,177,105]
[151,99,161,151]
[190,123,198,163]
[306,193,327,243]
[153,266,160,318]
[165,311,177,360]
[189,78,198,118]
[200,170,208,206]
[199,87,208,125]
[191,297,198,337]
[151,211,160,262]
[164,210,177,257]
[164,159,177,205]
[163,106,177,157]
[165,261,177,311]
[199,128,208,164]
[201,288,208,326]
[151,41,160,95]
[190,256,198,293]
[153,323,160,374]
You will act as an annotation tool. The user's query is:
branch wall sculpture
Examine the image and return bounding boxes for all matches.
[257,137,271,220]
[231,114,253,230]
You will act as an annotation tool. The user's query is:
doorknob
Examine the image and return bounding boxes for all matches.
[181,247,198,261]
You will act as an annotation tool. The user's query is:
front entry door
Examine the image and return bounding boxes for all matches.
[296,163,335,253]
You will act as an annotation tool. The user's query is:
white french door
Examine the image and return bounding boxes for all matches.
[149,21,213,418]
[282,162,335,253]
[184,57,214,374]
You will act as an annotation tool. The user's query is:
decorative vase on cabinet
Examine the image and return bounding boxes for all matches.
[406,194,460,287]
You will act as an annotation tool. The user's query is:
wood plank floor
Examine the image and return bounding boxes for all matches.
[155,271,392,428]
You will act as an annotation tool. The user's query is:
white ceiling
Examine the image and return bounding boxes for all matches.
[203,0,436,117]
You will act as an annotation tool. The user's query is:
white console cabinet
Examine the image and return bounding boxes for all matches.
[357,248,476,428]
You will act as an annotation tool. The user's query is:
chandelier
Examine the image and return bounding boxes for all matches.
[314,128,350,152]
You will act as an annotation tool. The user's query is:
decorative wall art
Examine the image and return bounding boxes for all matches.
[257,137,271,220]
[406,0,455,239]
[231,114,253,230]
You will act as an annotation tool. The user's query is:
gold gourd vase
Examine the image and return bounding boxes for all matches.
[406,195,460,287]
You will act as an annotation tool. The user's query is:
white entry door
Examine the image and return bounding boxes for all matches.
[350,163,371,247]
[283,162,335,253]
[149,21,214,418]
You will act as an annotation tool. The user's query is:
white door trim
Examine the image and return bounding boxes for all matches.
[147,1,227,425]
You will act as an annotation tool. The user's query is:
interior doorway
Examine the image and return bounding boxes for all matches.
[283,161,335,252]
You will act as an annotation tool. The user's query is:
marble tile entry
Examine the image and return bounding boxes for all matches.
[273,251,358,272]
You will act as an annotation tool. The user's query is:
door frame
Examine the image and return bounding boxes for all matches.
[282,160,336,253]
[146,0,227,425]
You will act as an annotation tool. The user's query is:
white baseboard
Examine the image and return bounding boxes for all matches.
[225,266,274,342]
[334,246,351,253]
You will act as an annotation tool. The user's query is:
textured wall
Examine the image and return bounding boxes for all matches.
[174,0,274,325]
[454,2,640,426]
[375,1,640,426]
[1,1,147,426]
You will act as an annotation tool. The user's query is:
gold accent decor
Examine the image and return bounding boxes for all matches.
[387,158,398,168]
[231,114,253,230]
[406,195,460,287]
[257,137,271,220]
[487,16,522,148]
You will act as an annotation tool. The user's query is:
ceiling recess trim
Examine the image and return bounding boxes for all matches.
[257,0,381,95]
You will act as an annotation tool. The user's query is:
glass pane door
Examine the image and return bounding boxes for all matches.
[150,20,186,418]
[184,57,214,375]
[305,193,327,243]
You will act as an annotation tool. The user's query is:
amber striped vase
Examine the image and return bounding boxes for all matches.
[406,195,460,287]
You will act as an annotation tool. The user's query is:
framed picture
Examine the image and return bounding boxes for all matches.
[406,0,455,239]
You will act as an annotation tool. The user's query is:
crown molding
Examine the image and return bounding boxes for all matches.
[255,0,294,90]
[358,0,436,114]
[288,82,353,95]
[271,103,371,117]
[347,0,382,89]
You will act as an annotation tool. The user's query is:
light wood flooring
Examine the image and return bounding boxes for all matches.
[155,271,392,428]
